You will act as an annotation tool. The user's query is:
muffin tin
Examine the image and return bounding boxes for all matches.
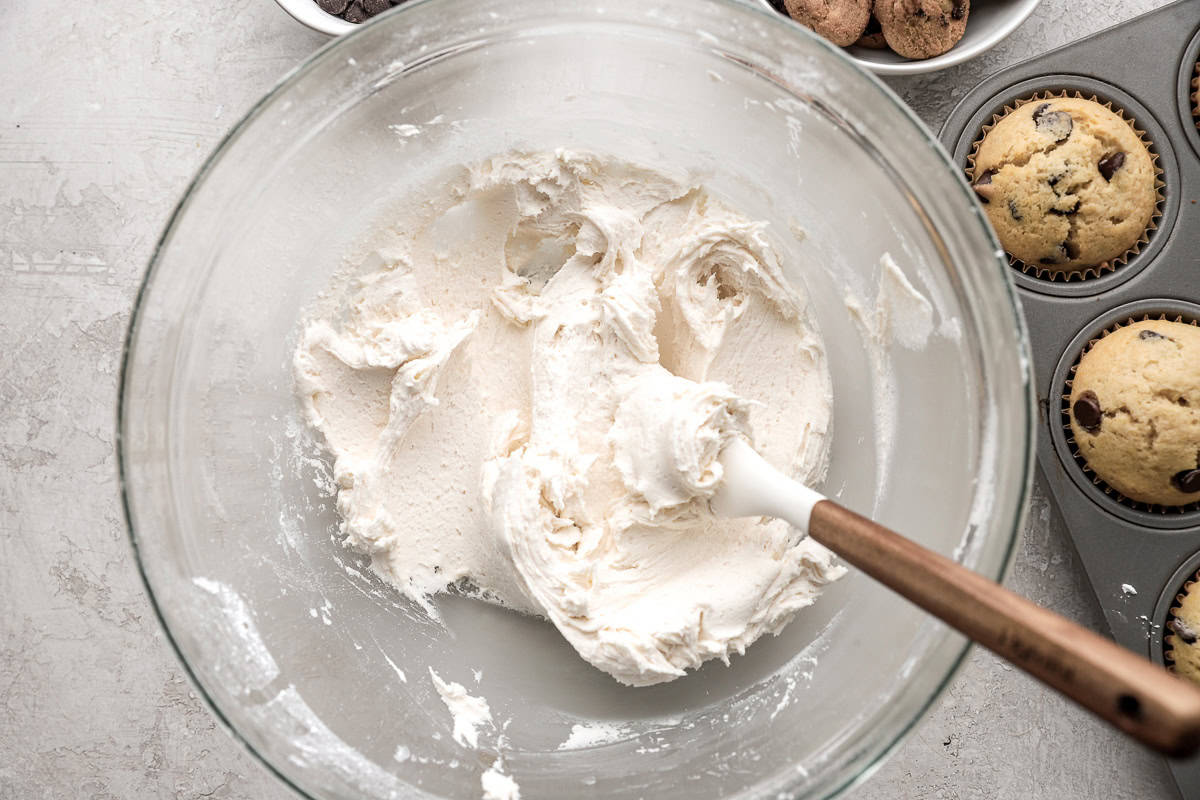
[940,1,1200,794]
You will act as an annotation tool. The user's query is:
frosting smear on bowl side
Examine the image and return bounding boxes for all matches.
[294,151,844,686]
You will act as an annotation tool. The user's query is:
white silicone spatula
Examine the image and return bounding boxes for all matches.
[711,437,1200,758]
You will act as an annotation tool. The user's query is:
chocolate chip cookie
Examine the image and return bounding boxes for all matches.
[1069,319,1200,507]
[875,0,968,60]
[1167,575,1200,685]
[972,96,1157,274]
[784,0,872,48]
[854,14,888,49]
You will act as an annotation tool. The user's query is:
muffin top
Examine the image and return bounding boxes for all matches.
[1068,320,1200,507]
[973,96,1157,273]
[1168,581,1200,685]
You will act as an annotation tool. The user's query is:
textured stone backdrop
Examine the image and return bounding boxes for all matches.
[0,0,1176,797]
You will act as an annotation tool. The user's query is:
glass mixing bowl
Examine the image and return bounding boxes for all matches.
[119,1,1033,797]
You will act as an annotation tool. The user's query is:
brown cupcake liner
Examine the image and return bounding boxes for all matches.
[1060,313,1200,515]
[1192,62,1199,129]
[966,89,1165,283]
[1164,570,1200,675]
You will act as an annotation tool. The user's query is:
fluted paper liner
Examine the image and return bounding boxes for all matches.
[1165,570,1200,680]
[1192,62,1199,129]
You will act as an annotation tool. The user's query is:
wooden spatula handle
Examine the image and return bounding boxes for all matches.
[809,499,1200,758]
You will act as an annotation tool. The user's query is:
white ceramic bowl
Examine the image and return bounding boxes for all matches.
[273,0,356,35]
[277,0,1043,74]
[759,0,1044,75]
[276,0,802,37]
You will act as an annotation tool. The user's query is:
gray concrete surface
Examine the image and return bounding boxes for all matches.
[0,0,1179,797]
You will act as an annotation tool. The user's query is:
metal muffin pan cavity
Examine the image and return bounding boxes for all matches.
[1179,26,1200,161]
[951,76,1178,297]
[1049,300,1200,528]
[941,2,1200,796]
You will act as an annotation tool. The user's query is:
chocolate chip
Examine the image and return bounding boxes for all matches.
[1173,470,1200,493]
[1008,199,1023,221]
[1139,329,1164,340]
[1031,103,1073,143]
[1098,151,1126,181]
[951,0,966,20]
[1072,390,1103,433]
[1049,200,1080,216]
[332,0,409,21]
[972,170,995,203]
[1173,618,1199,645]
[1040,241,1074,264]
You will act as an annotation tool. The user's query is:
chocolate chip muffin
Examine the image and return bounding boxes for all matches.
[784,0,872,47]
[972,96,1157,274]
[876,0,969,60]
[1069,320,1200,507]
[1167,577,1200,685]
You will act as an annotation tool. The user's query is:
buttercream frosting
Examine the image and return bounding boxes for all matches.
[295,150,844,686]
